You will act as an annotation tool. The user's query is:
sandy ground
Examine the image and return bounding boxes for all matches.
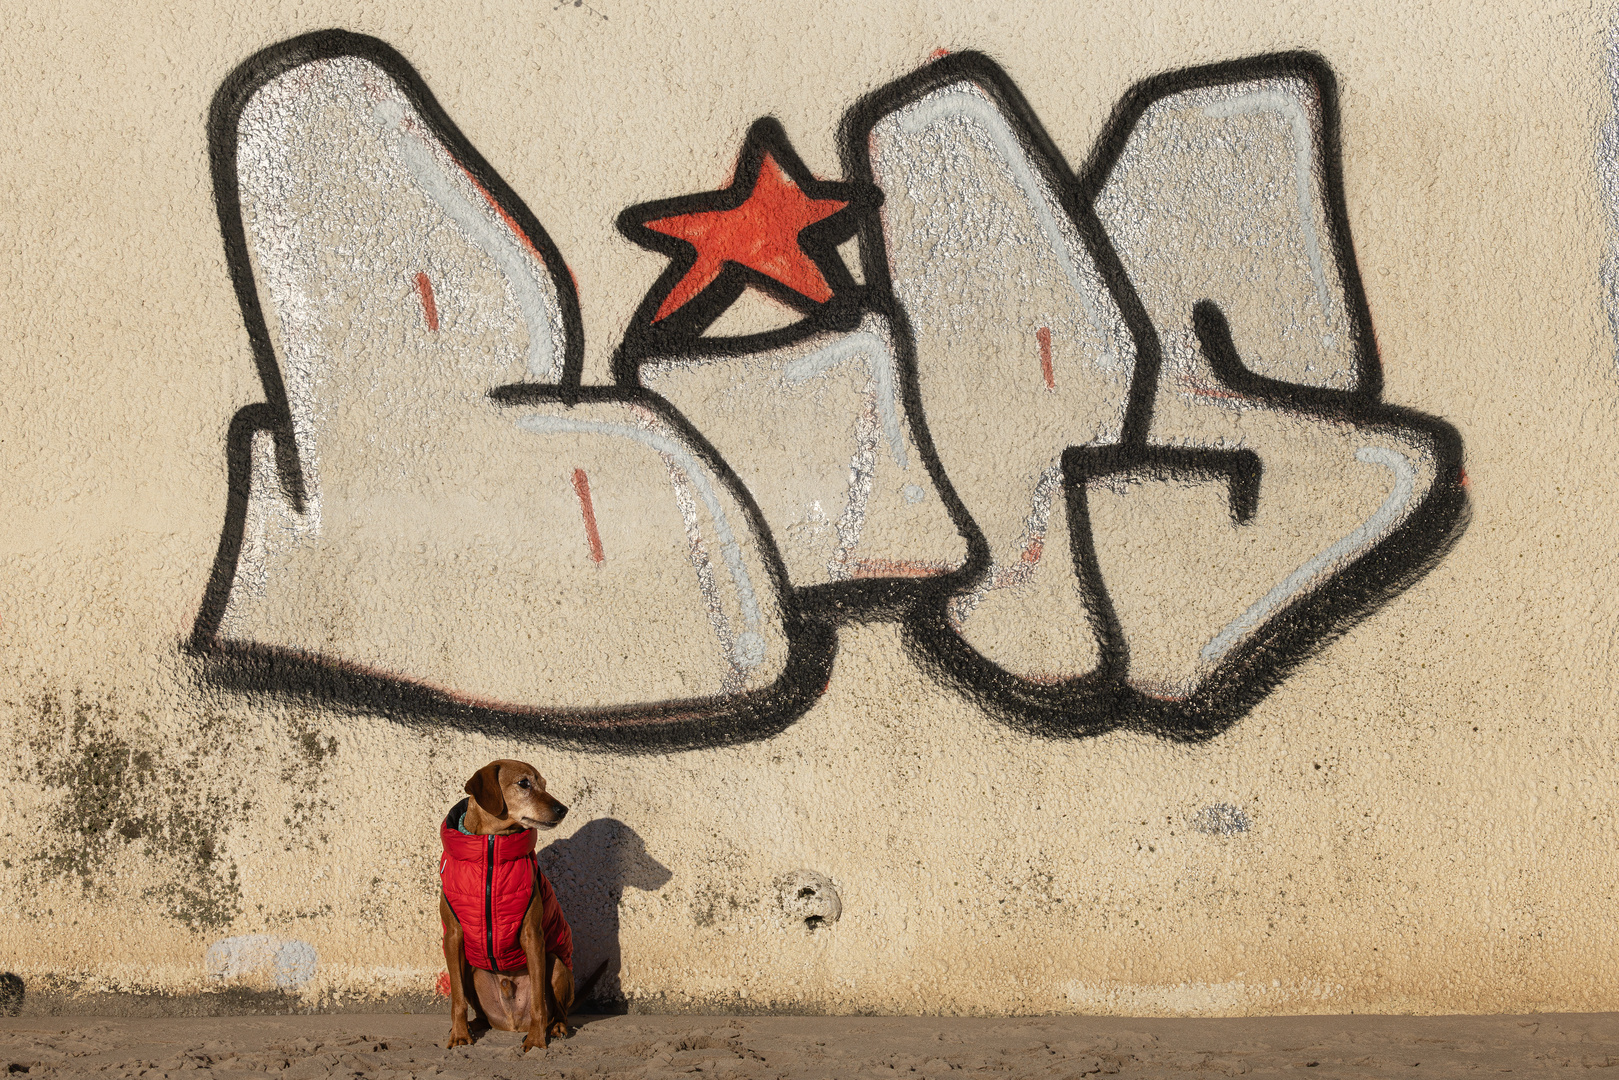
[4,1012,1619,1078]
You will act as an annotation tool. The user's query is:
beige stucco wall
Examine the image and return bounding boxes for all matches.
[3,0,1618,1016]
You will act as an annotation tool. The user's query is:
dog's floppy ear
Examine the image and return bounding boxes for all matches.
[464,762,507,819]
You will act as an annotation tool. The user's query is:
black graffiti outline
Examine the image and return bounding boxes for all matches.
[838,49,1468,740]
[613,119,881,375]
[189,29,837,752]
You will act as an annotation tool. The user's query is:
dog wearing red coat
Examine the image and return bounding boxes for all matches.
[439,760,577,1052]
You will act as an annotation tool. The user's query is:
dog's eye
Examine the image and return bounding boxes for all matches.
[517,779,531,789]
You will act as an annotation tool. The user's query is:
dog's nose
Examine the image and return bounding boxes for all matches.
[552,802,568,820]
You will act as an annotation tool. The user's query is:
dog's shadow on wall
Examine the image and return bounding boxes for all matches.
[539,817,672,1011]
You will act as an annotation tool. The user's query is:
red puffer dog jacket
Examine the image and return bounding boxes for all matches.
[439,798,573,973]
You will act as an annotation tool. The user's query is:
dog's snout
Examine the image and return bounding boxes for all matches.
[551,802,568,821]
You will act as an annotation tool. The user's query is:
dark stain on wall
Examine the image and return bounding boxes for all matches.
[16,693,246,930]
[11,692,343,935]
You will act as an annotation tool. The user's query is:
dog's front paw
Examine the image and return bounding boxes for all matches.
[521,1029,549,1053]
[547,1021,570,1041]
[446,1025,473,1049]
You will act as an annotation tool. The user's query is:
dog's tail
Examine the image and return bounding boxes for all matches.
[576,958,612,1004]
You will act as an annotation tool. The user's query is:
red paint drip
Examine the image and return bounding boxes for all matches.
[435,971,451,997]
[930,48,951,59]
[415,272,439,331]
[1037,326,1055,390]
[1458,468,1470,488]
[573,469,605,563]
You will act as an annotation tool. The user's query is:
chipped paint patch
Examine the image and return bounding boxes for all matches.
[204,935,317,989]
[1192,804,1251,835]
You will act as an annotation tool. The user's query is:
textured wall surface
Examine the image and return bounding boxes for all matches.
[1,0,1616,1017]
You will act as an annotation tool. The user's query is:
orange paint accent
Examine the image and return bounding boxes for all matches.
[930,48,951,59]
[456,163,546,264]
[645,153,848,321]
[415,272,439,331]
[1458,468,1470,488]
[435,971,451,996]
[1037,326,1055,390]
[573,469,605,563]
[1020,537,1043,564]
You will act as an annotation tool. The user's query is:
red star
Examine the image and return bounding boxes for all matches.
[642,153,849,322]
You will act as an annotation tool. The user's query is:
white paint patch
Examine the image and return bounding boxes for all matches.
[221,429,316,622]
[641,313,963,587]
[205,935,317,989]
[1600,24,1619,372]
[949,459,1065,627]
[370,98,562,382]
[782,331,902,581]
[1202,445,1418,662]
[783,331,908,470]
[1203,89,1334,324]
[897,88,1119,367]
[516,414,767,671]
[661,446,747,690]
[1192,802,1251,835]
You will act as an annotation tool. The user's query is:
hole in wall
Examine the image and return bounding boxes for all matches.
[777,869,842,932]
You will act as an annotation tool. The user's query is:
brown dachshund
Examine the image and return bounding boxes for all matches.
[440,759,574,1052]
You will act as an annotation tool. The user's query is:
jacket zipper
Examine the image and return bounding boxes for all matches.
[484,835,496,970]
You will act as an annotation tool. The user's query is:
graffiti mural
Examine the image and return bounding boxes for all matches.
[192,31,1466,749]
